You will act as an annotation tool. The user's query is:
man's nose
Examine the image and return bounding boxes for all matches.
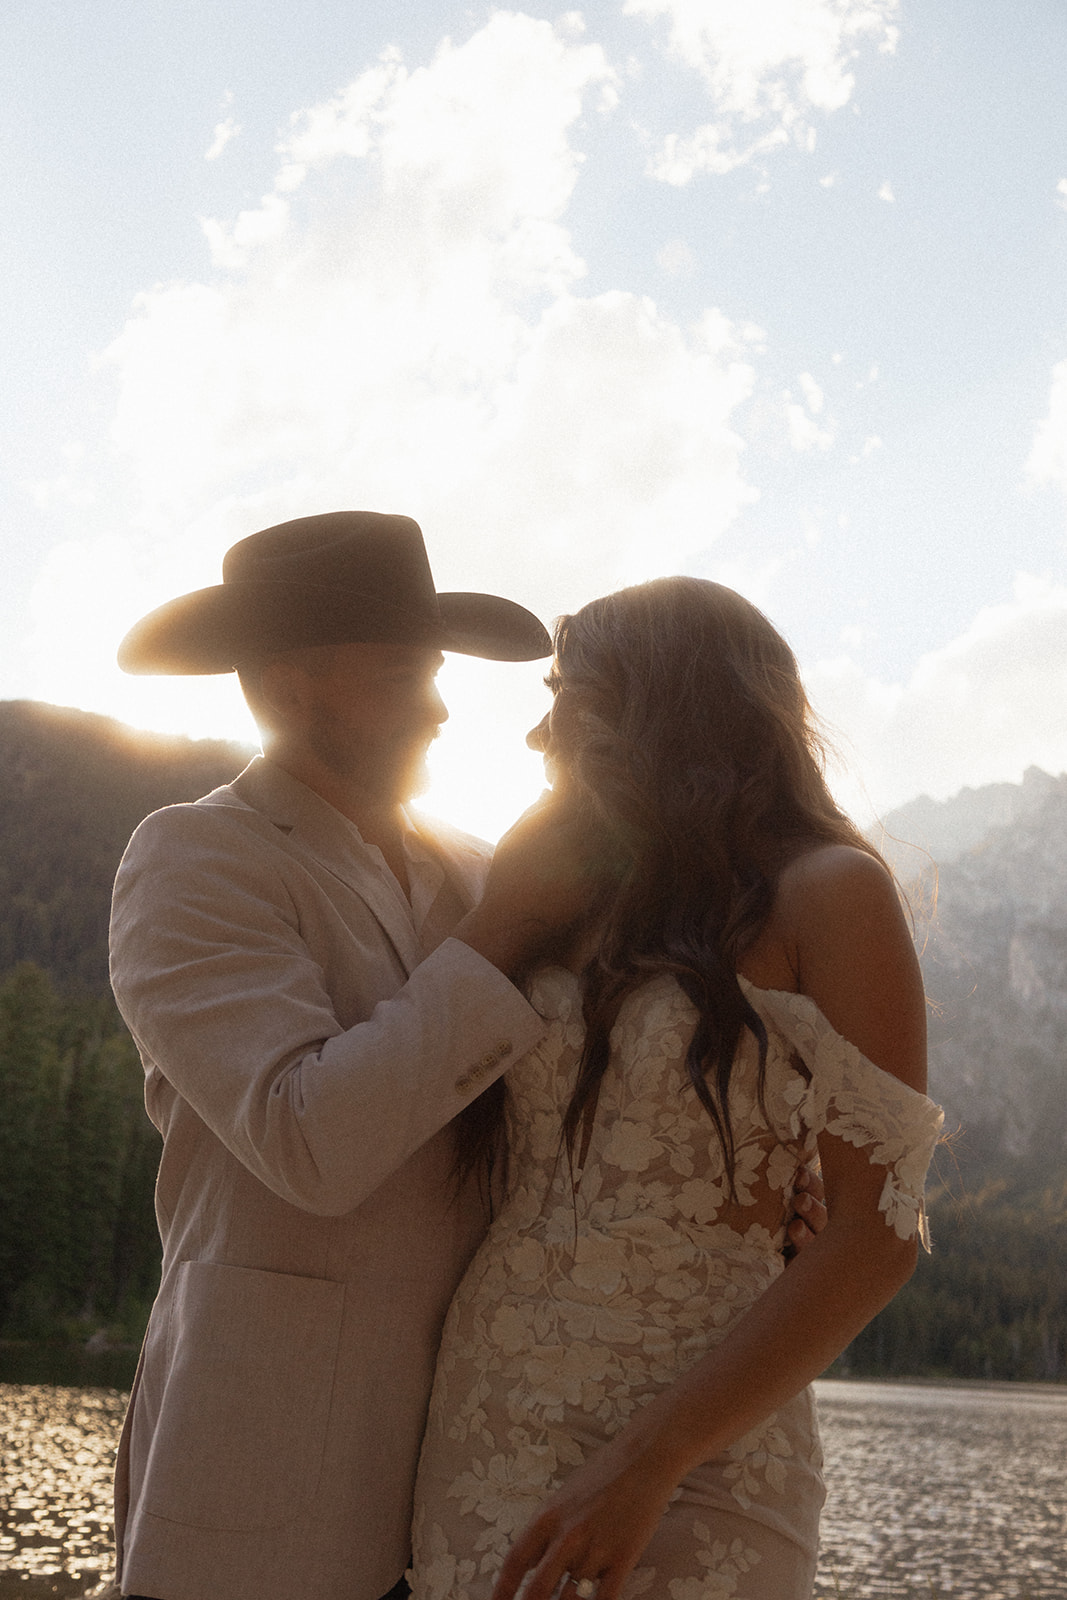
[527,714,549,752]
[429,682,449,726]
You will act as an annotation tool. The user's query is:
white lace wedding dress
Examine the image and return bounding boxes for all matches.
[410,968,943,1600]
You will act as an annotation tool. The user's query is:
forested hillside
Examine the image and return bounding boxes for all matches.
[0,700,252,990]
[0,702,252,1351]
[0,964,160,1344]
[1,700,1065,1378]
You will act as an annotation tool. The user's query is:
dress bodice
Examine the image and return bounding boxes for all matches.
[410,966,943,1598]
[503,967,942,1254]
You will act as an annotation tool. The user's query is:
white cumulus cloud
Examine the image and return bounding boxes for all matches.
[810,577,1067,820]
[784,371,835,451]
[27,10,764,833]
[205,115,241,161]
[625,0,899,182]
[1027,358,1067,495]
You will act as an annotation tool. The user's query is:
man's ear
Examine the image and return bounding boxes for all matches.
[238,658,299,737]
[258,656,311,724]
[242,644,334,735]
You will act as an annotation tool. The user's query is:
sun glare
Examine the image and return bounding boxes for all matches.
[418,653,552,842]
[38,647,553,846]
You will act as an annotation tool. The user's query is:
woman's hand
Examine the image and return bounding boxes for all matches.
[455,792,613,980]
[489,1427,679,1600]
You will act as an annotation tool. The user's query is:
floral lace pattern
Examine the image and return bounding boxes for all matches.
[737,979,944,1248]
[411,969,943,1600]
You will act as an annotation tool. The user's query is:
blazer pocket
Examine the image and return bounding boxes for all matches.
[144,1259,345,1531]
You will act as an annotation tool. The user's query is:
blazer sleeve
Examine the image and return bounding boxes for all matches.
[109,805,547,1216]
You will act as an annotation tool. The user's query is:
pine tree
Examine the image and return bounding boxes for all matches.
[0,964,65,1332]
[62,998,129,1321]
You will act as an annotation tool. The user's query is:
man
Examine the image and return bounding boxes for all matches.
[109,510,576,1600]
[110,510,823,1600]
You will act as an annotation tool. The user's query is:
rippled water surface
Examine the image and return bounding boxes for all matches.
[1,1379,1066,1598]
[0,1385,125,1599]
[814,1379,1067,1597]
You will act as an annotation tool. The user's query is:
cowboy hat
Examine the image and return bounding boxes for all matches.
[118,511,551,673]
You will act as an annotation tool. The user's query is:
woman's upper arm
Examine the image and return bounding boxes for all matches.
[786,844,927,1095]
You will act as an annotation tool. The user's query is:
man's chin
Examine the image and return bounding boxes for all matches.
[403,759,432,802]
[377,756,431,808]
[317,745,430,808]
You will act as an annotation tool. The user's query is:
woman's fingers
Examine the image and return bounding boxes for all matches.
[489,1433,677,1600]
[489,1500,651,1600]
[489,1509,608,1600]
[489,1518,556,1600]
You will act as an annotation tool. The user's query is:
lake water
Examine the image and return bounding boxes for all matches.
[1,1378,1065,1598]
[813,1378,1067,1599]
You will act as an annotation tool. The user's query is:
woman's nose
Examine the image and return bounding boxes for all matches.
[527,713,550,752]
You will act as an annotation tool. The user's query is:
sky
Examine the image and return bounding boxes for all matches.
[3,0,1067,839]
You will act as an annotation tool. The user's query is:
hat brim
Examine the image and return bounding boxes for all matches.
[117,581,551,674]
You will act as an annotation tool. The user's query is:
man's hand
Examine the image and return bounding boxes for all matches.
[785,1164,827,1257]
[455,792,612,981]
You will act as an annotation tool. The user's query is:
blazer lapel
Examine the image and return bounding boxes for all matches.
[225,758,424,973]
[407,810,491,910]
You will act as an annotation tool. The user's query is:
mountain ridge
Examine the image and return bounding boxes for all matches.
[0,699,1062,1379]
[873,765,1067,880]
[2,697,1065,1188]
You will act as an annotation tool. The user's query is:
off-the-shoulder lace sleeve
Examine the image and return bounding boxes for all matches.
[740,979,944,1248]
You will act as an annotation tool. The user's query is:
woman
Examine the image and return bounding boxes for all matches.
[411,578,942,1600]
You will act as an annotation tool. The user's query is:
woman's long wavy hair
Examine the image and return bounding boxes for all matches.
[456,576,881,1196]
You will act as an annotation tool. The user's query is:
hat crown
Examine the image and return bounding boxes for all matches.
[223,510,438,613]
[117,508,551,673]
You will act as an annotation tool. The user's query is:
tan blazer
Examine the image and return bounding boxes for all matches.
[109,758,545,1600]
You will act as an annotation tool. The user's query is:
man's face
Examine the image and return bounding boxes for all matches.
[274,642,448,804]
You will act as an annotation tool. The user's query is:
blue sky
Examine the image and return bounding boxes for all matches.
[3,0,1067,836]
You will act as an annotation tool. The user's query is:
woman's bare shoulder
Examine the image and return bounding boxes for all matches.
[775,841,896,916]
[775,842,926,1090]
[741,843,896,992]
